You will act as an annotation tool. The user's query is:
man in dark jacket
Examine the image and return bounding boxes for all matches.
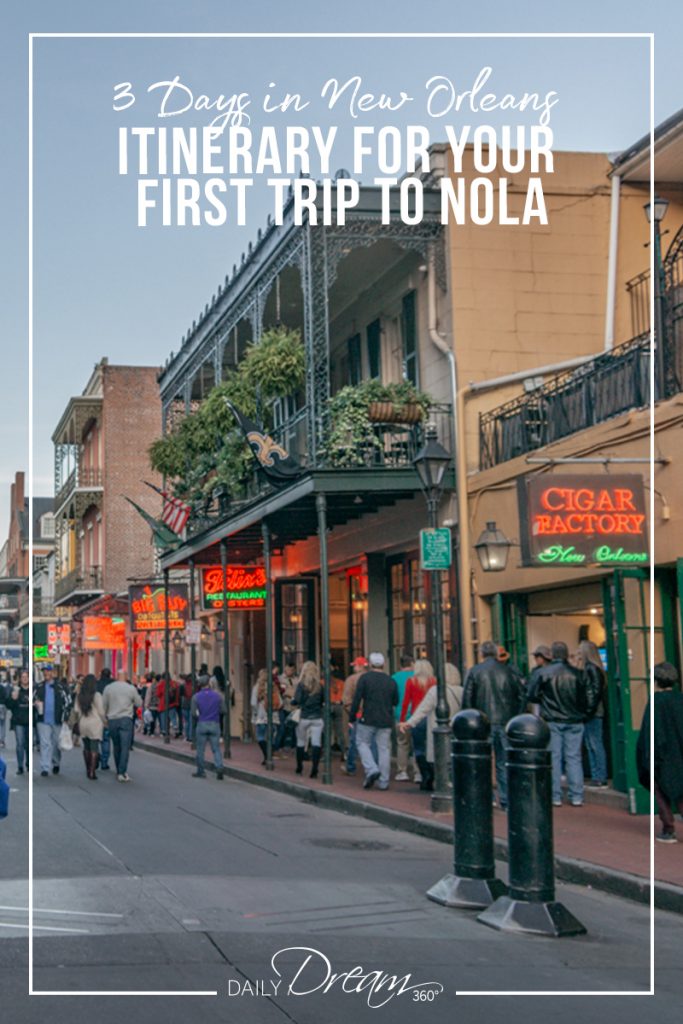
[350,652,398,791]
[462,640,525,810]
[637,662,683,843]
[527,640,596,807]
[34,667,72,777]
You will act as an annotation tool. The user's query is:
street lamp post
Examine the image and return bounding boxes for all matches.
[413,423,452,813]
[644,196,669,399]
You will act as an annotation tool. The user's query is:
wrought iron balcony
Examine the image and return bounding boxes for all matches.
[55,565,103,606]
[479,335,654,470]
[0,627,23,645]
[18,595,56,622]
[0,593,20,616]
[185,401,454,538]
[55,465,104,512]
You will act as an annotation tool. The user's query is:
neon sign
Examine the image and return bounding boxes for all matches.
[519,474,648,567]
[129,583,189,631]
[201,566,267,611]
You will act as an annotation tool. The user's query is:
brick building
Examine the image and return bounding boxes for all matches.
[52,359,163,675]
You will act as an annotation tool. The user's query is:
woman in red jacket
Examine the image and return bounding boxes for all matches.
[399,659,436,790]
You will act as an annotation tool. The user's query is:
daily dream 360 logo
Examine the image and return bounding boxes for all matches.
[226,946,444,1009]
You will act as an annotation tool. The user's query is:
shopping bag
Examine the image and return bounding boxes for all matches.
[58,722,74,752]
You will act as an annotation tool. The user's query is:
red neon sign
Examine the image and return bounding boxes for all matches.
[201,566,267,611]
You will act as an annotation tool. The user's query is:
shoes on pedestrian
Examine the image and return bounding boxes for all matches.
[17,768,23,775]
[655,831,677,843]
[499,803,508,812]
[117,774,126,782]
[586,780,608,789]
[216,770,224,780]
[552,799,562,807]
[123,773,131,782]
[363,771,381,790]
[40,770,48,777]
[570,800,583,807]
[100,765,110,771]
[394,771,409,781]
[192,770,206,778]
[52,766,60,775]
[413,771,422,784]
[377,783,389,791]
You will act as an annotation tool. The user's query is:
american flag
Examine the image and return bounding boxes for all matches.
[145,482,191,536]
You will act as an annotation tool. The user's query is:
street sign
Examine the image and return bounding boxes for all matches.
[185,620,202,645]
[420,528,452,570]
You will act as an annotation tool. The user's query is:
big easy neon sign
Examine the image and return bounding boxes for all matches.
[519,474,648,567]
[201,566,267,611]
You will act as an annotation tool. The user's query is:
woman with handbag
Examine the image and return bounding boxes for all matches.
[72,674,107,780]
[291,661,324,779]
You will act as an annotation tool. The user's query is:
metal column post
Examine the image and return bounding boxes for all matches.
[429,498,451,813]
[316,493,332,785]
[163,568,170,745]
[188,558,197,749]
[262,522,274,770]
[220,540,231,758]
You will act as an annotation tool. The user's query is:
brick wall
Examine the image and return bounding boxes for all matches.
[101,365,163,593]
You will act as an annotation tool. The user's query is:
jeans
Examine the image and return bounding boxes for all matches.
[274,708,296,750]
[549,722,585,804]
[37,722,62,772]
[100,728,111,768]
[355,724,392,787]
[296,718,324,748]
[346,722,377,772]
[14,725,29,770]
[491,725,509,807]
[196,721,223,774]
[183,707,193,742]
[0,709,6,745]
[108,717,134,775]
[583,716,607,784]
[411,719,428,759]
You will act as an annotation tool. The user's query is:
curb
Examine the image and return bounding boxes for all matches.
[135,739,683,917]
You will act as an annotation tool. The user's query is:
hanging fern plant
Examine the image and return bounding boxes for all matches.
[149,326,305,500]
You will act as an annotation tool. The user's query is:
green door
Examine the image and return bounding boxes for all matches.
[602,569,653,814]
[492,593,529,678]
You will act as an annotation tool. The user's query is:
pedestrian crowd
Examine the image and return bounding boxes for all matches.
[1,641,682,843]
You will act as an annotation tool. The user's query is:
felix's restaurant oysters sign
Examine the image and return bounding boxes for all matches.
[518,474,648,567]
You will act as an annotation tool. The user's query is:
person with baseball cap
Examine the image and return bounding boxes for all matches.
[341,656,369,776]
[349,652,399,791]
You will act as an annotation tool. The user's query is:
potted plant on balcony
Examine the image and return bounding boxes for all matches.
[323,379,433,468]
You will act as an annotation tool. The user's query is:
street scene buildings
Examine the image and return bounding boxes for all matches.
[2,94,683,1010]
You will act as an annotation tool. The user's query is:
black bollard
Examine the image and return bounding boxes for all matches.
[478,714,586,937]
[427,709,506,909]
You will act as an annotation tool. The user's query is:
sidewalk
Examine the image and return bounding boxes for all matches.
[134,732,683,911]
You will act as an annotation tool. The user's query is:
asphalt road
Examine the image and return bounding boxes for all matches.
[0,733,680,1024]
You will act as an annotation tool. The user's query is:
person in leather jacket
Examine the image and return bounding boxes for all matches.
[526,640,597,807]
[462,640,526,810]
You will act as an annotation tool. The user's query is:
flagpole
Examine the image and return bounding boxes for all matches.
[163,568,170,745]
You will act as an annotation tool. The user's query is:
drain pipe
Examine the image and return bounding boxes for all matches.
[603,173,621,351]
[427,259,474,669]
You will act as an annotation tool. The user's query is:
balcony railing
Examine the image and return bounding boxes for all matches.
[0,594,20,614]
[55,465,103,510]
[479,335,654,469]
[185,401,454,537]
[55,565,103,605]
[18,596,56,621]
[0,628,23,645]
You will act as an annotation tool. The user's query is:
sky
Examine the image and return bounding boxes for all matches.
[0,0,681,542]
